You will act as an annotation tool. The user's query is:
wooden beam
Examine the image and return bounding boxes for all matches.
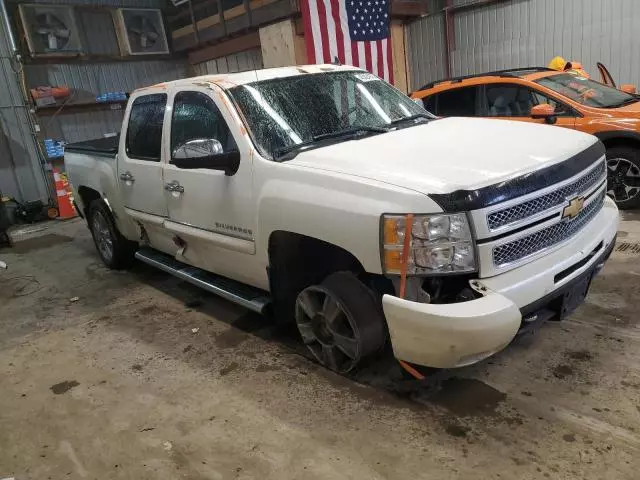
[188,31,261,64]
[390,21,408,93]
[390,0,427,17]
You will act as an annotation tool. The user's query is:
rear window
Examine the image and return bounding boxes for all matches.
[125,93,167,161]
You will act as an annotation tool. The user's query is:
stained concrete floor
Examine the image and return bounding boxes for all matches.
[1,215,639,479]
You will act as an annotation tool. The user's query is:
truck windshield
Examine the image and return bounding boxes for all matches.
[229,71,429,160]
[535,73,638,109]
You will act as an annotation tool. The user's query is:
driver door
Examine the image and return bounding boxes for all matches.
[162,87,258,284]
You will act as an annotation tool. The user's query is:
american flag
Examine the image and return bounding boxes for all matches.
[301,0,394,84]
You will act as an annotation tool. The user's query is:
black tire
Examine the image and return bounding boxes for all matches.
[88,200,136,269]
[606,146,640,209]
[294,271,386,373]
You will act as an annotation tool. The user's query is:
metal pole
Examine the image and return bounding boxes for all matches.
[0,0,16,53]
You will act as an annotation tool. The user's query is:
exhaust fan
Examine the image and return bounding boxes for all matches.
[19,5,83,55]
[114,9,169,55]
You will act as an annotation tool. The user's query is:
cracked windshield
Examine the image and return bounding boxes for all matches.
[229,71,429,160]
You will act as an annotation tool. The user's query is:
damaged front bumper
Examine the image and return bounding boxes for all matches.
[382,196,619,369]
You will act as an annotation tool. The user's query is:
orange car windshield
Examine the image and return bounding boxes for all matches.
[535,73,638,109]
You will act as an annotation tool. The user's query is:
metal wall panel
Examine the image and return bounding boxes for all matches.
[0,8,50,203]
[406,12,447,91]
[407,0,640,92]
[27,60,188,143]
[192,48,264,76]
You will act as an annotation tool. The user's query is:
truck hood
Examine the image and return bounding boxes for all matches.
[288,117,598,195]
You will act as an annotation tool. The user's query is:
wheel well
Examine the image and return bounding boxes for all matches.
[267,231,392,323]
[601,136,640,152]
[77,186,101,219]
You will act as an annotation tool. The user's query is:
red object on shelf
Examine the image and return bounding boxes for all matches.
[30,86,71,100]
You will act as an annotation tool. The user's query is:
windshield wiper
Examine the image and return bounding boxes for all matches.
[312,126,389,142]
[387,113,432,127]
[275,127,388,161]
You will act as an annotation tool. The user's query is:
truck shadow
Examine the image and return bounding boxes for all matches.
[122,260,520,425]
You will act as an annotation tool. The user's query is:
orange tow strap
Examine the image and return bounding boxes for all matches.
[397,214,425,380]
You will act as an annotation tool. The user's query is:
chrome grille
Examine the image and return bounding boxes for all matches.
[487,161,606,231]
[492,190,606,267]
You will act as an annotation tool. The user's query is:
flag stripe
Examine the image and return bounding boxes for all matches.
[386,35,394,84]
[307,0,323,63]
[364,41,372,74]
[377,39,385,79]
[381,38,388,81]
[316,0,332,63]
[334,0,351,65]
[322,0,339,62]
[370,41,377,79]
[357,41,366,71]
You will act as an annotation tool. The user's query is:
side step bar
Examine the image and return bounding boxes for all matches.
[135,248,270,314]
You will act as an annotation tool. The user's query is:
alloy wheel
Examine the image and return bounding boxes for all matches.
[92,210,114,263]
[607,157,640,203]
[295,286,361,373]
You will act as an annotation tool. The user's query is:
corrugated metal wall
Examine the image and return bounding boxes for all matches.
[0,0,190,202]
[407,0,640,92]
[0,7,50,203]
[192,48,263,76]
[27,60,189,143]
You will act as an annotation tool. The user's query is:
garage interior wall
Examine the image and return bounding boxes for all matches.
[1,0,190,203]
[407,0,640,91]
[0,5,50,203]
[192,48,263,76]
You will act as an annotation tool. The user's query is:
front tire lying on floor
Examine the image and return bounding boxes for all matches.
[294,271,386,373]
[606,146,640,209]
[88,199,136,269]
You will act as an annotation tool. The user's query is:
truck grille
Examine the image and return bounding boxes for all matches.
[487,161,606,231]
[492,190,606,268]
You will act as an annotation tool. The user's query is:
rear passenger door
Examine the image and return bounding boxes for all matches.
[482,83,576,129]
[117,93,169,218]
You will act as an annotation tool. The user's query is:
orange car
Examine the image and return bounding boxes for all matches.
[411,66,640,209]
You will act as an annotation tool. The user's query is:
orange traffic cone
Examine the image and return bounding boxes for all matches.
[53,168,77,219]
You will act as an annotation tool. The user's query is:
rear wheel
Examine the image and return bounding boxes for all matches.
[294,271,386,373]
[606,146,640,209]
[88,200,136,269]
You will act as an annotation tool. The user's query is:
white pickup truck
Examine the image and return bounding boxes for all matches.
[66,64,618,375]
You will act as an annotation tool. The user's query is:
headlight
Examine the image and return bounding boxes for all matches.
[381,213,476,275]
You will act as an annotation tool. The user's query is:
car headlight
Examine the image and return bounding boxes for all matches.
[381,213,476,275]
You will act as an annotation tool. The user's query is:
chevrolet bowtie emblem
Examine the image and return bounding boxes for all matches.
[562,196,585,220]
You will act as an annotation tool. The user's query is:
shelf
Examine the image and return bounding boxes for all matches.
[23,53,185,65]
[35,100,127,116]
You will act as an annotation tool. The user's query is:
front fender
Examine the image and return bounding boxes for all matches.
[254,163,442,274]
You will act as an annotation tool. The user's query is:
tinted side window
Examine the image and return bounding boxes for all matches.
[423,95,436,113]
[435,87,478,116]
[125,94,167,161]
[171,91,237,153]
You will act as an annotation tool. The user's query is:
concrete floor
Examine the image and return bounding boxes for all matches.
[1,215,639,480]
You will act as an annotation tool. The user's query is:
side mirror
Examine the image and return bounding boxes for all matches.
[621,84,637,94]
[531,104,557,124]
[170,138,240,176]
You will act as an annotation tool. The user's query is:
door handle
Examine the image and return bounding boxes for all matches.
[119,171,135,183]
[165,181,184,193]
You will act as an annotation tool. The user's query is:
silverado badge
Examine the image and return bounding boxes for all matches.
[562,196,585,221]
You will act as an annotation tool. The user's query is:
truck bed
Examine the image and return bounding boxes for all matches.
[65,135,119,157]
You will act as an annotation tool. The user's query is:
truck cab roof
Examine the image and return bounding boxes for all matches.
[135,64,362,94]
